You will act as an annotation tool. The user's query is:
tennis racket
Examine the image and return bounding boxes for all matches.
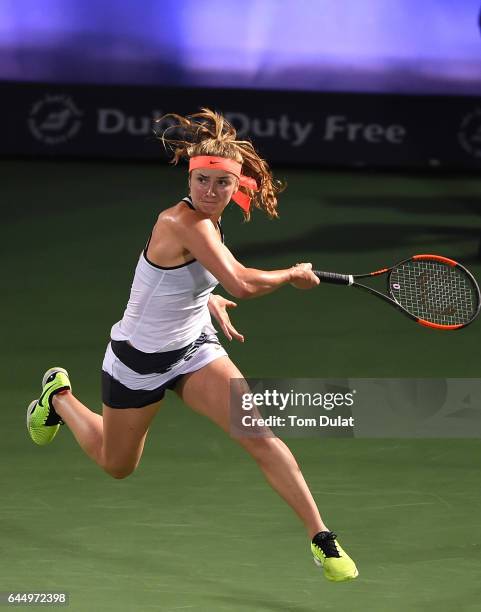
[314,254,480,330]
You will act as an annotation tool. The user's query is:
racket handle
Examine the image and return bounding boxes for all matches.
[314,270,354,285]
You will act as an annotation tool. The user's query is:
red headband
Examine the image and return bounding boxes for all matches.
[189,155,258,212]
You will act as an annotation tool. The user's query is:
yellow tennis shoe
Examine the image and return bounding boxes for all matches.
[311,531,359,582]
[26,367,71,446]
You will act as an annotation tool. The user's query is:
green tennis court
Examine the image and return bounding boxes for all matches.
[3,159,481,611]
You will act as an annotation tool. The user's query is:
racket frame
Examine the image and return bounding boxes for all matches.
[314,254,481,330]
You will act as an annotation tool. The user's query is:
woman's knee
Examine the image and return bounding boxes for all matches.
[102,452,140,479]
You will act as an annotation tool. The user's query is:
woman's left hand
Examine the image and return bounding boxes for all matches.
[208,294,245,342]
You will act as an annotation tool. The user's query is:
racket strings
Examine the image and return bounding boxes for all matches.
[389,261,478,325]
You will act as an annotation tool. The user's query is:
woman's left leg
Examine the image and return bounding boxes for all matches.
[175,356,327,539]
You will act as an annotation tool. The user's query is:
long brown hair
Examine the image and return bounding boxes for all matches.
[156,108,284,220]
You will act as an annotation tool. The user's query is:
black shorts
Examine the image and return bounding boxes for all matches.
[101,331,226,408]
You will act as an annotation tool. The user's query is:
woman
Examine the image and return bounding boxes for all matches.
[26,109,358,582]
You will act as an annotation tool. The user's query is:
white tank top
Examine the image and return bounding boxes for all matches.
[110,198,221,353]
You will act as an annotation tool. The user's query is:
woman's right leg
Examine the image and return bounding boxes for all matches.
[52,392,160,479]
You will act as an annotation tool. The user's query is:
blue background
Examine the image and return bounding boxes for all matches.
[1,0,480,94]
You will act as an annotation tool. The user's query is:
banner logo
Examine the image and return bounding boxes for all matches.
[458,108,481,158]
[28,94,83,145]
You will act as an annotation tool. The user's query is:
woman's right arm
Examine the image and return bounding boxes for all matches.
[170,212,319,299]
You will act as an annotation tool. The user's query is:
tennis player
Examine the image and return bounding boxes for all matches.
[26,108,358,582]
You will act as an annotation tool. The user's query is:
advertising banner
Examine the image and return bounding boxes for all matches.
[2,81,481,170]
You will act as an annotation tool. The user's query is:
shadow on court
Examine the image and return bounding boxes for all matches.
[329,195,481,216]
[235,195,481,263]
[236,221,480,258]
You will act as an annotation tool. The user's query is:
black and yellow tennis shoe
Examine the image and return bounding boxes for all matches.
[26,367,71,446]
[311,531,359,582]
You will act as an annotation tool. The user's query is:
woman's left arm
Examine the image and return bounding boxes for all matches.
[208,294,245,342]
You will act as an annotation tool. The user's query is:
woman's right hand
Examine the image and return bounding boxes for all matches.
[289,263,320,290]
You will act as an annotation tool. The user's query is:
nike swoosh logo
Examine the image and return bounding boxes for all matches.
[38,382,56,407]
[209,160,220,164]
